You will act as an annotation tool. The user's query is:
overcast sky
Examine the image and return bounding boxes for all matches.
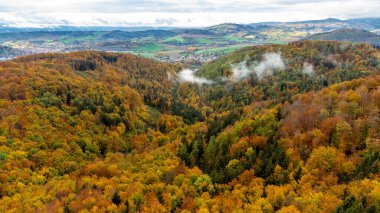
[0,0,379,28]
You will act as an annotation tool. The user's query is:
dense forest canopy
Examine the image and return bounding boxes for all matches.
[0,41,379,212]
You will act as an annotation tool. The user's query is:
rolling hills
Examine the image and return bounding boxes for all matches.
[305,29,380,45]
[1,18,380,62]
[0,45,26,60]
[0,41,379,212]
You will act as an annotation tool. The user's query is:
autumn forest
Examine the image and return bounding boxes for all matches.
[0,40,379,212]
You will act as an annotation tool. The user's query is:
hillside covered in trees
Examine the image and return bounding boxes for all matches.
[304,29,380,46]
[0,41,379,212]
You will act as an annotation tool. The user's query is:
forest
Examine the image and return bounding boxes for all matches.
[0,40,379,212]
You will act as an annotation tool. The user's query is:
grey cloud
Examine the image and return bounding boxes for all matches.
[155,18,176,25]
[0,0,380,27]
[0,0,363,13]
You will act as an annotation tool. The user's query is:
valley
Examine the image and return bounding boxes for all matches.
[1,18,380,63]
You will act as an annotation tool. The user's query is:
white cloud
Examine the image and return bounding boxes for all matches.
[231,61,251,81]
[254,53,285,79]
[230,52,286,81]
[177,69,214,85]
[302,62,314,75]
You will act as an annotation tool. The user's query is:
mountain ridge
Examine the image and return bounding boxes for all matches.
[1,17,380,61]
[304,28,380,45]
[2,17,380,32]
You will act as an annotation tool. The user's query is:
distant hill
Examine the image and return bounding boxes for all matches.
[251,18,380,31]
[1,18,379,33]
[0,26,178,33]
[206,23,255,35]
[304,28,380,45]
[1,18,380,60]
[253,18,343,26]
[0,45,25,59]
[345,18,380,30]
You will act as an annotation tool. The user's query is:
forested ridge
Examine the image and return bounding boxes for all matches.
[0,41,379,212]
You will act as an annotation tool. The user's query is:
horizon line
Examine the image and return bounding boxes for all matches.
[2,17,380,29]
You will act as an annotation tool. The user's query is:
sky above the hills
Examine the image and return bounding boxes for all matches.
[0,0,379,27]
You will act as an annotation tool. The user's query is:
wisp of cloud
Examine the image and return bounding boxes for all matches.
[230,61,251,81]
[302,62,314,75]
[177,69,214,85]
[230,52,286,81]
[254,53,285,79]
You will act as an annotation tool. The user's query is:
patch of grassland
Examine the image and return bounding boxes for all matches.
[163,36,186,44]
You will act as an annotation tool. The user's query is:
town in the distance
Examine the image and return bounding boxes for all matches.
[1,18,380,63]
